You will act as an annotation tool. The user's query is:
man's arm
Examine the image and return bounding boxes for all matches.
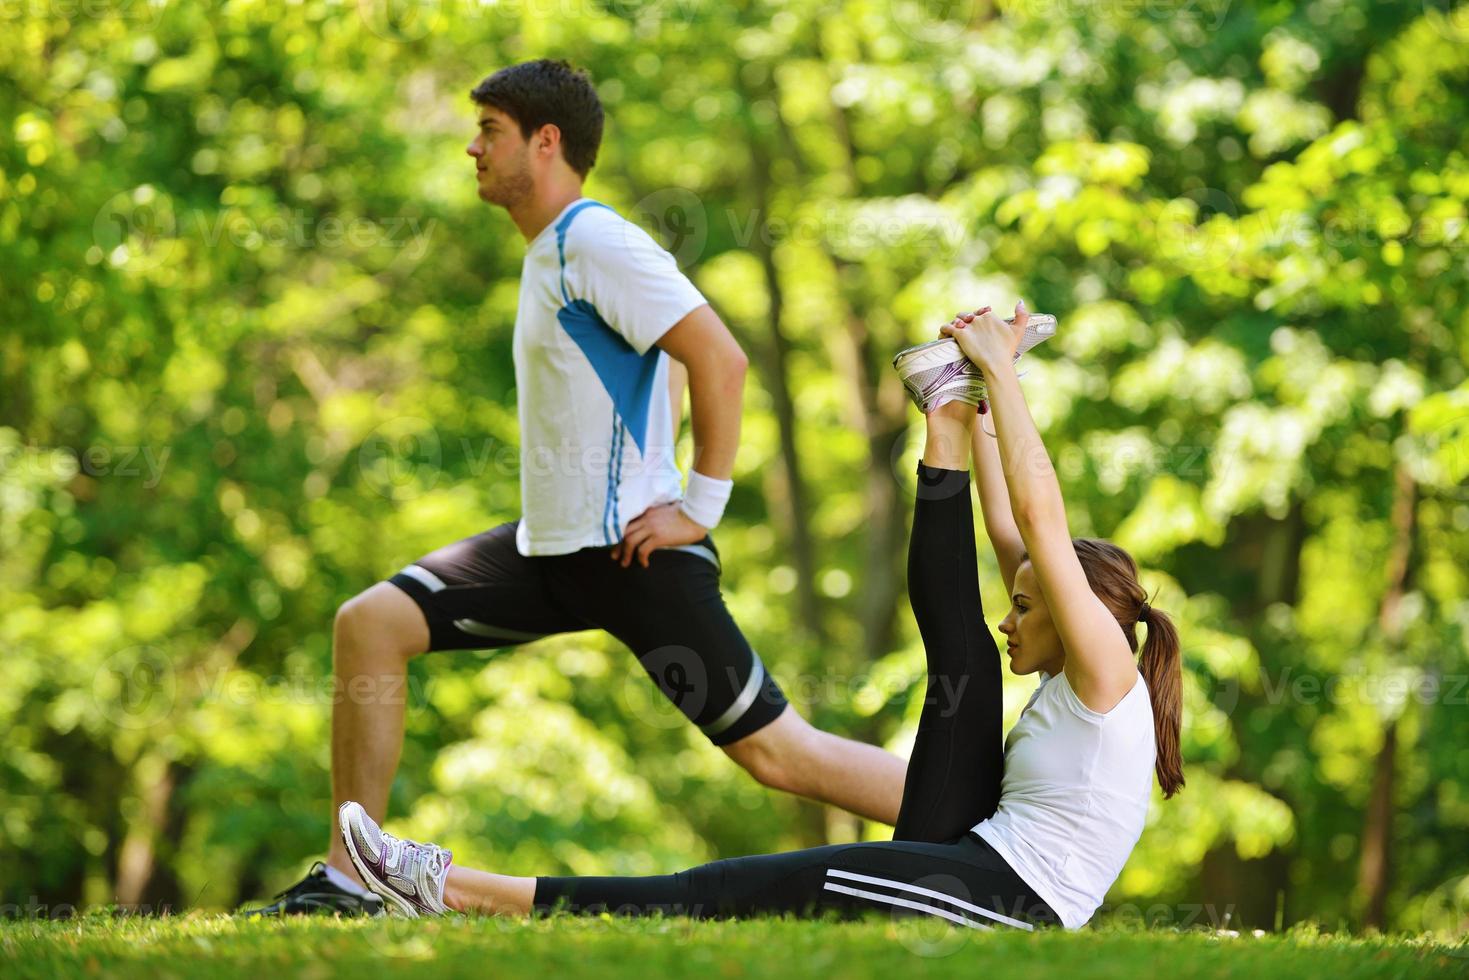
[657,304,746,480]
[667,357,688,446]
[611,303,748,567]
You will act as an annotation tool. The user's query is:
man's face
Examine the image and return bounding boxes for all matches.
[466,105,534,208]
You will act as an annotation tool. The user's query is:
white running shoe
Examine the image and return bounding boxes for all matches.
[338,801,453,918]
[893,313,1057,413]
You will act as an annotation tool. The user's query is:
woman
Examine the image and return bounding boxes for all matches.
[337,302,1185,931]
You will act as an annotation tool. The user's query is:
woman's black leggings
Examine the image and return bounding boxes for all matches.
[533,464,1058,930]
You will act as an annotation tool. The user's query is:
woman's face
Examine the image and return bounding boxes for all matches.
[998,561,1065,677]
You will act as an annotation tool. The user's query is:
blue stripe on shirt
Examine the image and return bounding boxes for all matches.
[555,200,663,544]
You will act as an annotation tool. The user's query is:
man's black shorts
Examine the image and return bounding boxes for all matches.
[388,521,789,746]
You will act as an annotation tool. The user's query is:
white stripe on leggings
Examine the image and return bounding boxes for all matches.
[825,868,1034,931]
[822,882,991,931]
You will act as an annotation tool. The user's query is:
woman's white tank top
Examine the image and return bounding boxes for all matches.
[973,670,1155,928]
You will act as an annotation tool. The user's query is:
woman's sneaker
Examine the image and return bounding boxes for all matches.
[338,801,453,917]
[893,313,1057,412]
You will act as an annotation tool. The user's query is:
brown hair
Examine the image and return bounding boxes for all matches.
[1026,538,1185,798]
[470,60,604,177]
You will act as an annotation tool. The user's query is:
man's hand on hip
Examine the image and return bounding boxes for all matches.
[611,502,707,568]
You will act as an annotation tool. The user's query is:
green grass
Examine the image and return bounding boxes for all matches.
[2,915,1466,979]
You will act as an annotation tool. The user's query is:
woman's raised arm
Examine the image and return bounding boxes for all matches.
[942,304,1138,712]
[971,409,1026,595]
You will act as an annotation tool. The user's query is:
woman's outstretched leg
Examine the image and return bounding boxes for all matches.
[445,840,1054,929]
[445,866,535,914]
[440,848,842,919]
[892,401,1005,842]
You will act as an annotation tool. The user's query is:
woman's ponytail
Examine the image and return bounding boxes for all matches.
[1137,604,1184,798]
[1070,539,1186,800]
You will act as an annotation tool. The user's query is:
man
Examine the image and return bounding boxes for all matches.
[253,60,906,916]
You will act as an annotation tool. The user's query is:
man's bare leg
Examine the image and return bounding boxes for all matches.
[326,581,430,884]
[722,707,907,825]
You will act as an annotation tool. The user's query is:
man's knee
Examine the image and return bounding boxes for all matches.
[334,582,429,662]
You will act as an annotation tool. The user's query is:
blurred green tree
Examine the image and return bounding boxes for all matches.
[2,0,1466,938]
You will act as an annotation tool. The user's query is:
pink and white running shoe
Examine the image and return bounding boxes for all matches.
[893,312,1057,413]
[338,801,453,918]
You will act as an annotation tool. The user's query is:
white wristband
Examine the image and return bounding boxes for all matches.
[679,470,733,530]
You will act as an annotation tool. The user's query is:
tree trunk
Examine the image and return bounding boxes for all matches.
[112,619,255,909]
[114,757,176,909]
[744,131,826,643]
[1257,500,1306,608]
[1357,720,1397,930]
[1317,60,1365,123]
[831,304,910,665]
[814,44,910,666]
[1356,462,1417,929]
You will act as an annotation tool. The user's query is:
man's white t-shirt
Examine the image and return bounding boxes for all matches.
[512,199,708,556]
[973,670,1155,929]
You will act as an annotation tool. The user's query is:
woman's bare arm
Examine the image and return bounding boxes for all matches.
[972,414,1026,595]
[945,305,1138,712]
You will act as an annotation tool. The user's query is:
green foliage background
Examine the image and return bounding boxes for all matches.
[3,0,1468,939]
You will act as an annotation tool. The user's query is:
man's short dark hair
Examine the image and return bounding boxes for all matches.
[470,59,604,178]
